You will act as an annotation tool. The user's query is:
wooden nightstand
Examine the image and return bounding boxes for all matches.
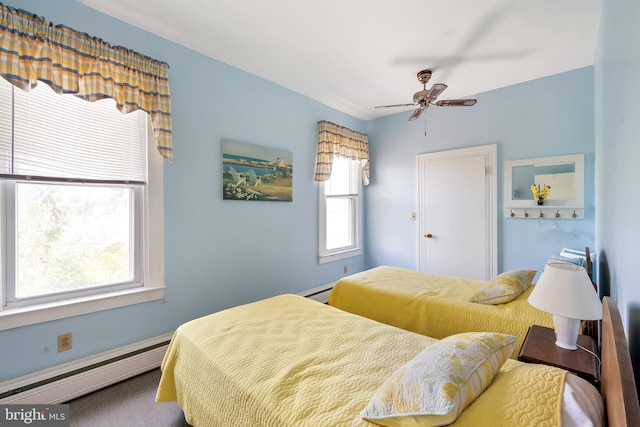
[518,325,599,387]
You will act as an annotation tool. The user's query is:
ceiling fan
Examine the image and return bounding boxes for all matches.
[375,69,477,121]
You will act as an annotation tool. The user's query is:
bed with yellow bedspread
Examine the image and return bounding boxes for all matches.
[328,266,555,358]
[156,294,602,427]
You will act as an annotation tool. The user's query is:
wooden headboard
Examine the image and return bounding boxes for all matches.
[585,246,594,281]
[582,247,600,341]
[602,296,640,426]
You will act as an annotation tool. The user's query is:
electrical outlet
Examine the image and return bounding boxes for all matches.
[58,333,72,353]
[411,212,417,221]
[343,265,348,274]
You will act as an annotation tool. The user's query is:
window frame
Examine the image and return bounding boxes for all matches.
[0,97,164,331]
[317,156,363,264]
[3,181,144,308]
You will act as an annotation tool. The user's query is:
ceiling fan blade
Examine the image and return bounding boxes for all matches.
[375,103,416,109]
[408,108,424,121]
[435,99,477,107]
[426,83,447,100]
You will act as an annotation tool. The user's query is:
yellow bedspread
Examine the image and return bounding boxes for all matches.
[156,294,565,427]
[328,266,554,358]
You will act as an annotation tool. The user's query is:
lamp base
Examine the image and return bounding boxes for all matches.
[553,315,580,350]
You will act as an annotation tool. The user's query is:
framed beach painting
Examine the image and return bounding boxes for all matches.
[222,140,293,202]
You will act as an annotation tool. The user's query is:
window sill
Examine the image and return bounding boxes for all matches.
[318,247,363,264]
[0,285,165,331]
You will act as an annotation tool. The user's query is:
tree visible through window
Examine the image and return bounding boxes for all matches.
[15,183,132,299]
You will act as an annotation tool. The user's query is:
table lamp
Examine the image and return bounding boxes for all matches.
[528,263,602,350]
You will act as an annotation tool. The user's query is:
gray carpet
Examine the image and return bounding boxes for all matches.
[66,368,190,427]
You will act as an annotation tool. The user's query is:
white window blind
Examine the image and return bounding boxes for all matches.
[0,80,148,182]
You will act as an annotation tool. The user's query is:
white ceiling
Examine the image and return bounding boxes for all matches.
[76,0,601,121]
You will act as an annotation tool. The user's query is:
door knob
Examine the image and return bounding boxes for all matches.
[425,233,433,238]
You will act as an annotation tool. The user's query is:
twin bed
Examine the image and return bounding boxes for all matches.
[328,248,598,357]
[156,292,639,426]
[327,266,554,358]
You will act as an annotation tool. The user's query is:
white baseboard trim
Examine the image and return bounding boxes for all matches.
[0,331,174,404]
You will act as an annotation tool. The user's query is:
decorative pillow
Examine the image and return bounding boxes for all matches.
[468,270,537,305]
[361,332,517,427]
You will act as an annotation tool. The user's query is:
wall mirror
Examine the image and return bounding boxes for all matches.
[504,154,584,219]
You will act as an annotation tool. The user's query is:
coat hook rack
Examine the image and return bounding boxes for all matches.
[504,207,584,219]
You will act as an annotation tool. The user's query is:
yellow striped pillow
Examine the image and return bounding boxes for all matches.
[361,332,517,427]
[469,270,537,304]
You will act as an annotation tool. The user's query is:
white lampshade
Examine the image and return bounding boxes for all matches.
[528,263,602,320]
[528,263,602,350]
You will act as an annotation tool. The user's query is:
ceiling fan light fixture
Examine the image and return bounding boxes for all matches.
[374,69,478,119]
[413,90,427,103]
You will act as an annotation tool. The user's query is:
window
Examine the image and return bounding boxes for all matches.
[318,156,363,263]
[0,79,164,330]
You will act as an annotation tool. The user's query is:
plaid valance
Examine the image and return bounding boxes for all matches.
[314,121,370,185]
[0,3,173,161]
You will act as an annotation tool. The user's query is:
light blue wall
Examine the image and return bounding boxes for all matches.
[595,0,640,382]
[365,67,595,276]
[0,0,366,380]
[3,0,626,386]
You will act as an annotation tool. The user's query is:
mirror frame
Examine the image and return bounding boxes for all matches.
[504,154,584,219]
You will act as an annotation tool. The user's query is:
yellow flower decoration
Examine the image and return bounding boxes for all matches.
[530,184,551,201]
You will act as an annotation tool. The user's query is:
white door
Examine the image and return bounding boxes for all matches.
[417,145,497,280]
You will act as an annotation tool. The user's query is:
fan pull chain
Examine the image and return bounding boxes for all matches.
[424,114,427,136]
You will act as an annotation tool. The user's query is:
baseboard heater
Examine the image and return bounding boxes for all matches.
[1,284,337,404]
[298,282,336,304]
[0,331,174,404]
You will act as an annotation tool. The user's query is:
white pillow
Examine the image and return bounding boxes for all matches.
[361,332,517,427]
